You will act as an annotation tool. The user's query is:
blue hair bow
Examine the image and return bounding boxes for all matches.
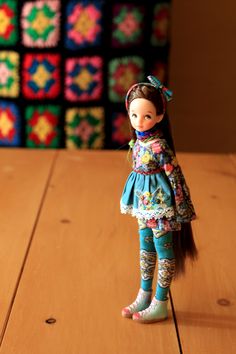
[147,75,173,102]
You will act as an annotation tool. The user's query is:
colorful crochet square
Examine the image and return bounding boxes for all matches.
[0,51,19,98]
[151,62,167,83]
[0,0,18,45]
[112,4,145,47]
[111,112,130,148]
[108,56,144,102]
[65,56,103,102]
[65,0,103,49]
[151,3,170,46]
[22,53,60,99]
[0,101,21,146]
[25,105,60,148]
[65,107,104,149]
[21,0,60,47]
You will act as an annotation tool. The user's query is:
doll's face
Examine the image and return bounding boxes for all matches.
[129,98,163,132]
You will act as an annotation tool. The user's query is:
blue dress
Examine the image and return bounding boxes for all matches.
[120,136,196,231]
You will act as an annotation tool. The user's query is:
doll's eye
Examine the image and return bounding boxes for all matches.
[145,115,152,120]
[131,113,137,118]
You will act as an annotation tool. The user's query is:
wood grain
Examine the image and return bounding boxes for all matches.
[0,151,179,354]
[0,149,56,342]
[2,150,234,353]
[171,152,236,353]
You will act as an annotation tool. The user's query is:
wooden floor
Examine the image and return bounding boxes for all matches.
[0,149,235,354]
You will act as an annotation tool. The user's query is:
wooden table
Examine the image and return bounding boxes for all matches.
[0,149,235,354]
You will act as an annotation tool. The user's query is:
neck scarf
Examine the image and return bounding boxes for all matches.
[135,124,163,142]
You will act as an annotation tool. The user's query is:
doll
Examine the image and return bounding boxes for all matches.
[120,75,197,324]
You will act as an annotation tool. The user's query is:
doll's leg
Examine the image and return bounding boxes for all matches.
[138,220,157,292]
[121,219,155,318]
[153,230,175,301]
[132,230,175,323]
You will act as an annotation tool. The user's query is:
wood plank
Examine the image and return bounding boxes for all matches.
[0,150,179,354]
[0,149,57,342]
[171,153,236,353]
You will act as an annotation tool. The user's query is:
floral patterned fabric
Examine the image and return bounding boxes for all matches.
[120,136,196,231]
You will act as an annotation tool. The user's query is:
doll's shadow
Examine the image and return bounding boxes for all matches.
[174,310,236,330]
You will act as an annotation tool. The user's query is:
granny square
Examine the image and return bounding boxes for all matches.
[25,105,61,148]
[21,0,60,47]
[65,56,103,102]
[111,111,130,148]
[108,56,144,102]
[65,0,103,50]
[0,51,19,98]
[0,0,18,45]
[65,107,104,149]
[0,101,21,146]
[22,53,60,99]
[151,61,167,84]
[151,3,170,46]
[112,4,144,47]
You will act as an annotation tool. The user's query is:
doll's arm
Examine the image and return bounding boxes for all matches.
[152,140,196,221]
[151,140,180,180]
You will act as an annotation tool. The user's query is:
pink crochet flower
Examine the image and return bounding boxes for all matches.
[117,13,139,37]
[0,63,11,85]
[75,120,93,142]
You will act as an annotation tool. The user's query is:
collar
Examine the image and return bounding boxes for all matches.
[135,124,163,141]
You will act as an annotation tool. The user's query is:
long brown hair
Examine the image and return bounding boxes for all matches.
[127,84,198,276]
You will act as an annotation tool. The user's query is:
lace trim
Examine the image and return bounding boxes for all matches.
[120,203,175,220]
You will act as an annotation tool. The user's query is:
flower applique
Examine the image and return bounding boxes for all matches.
[136,187,169,212]
[141,151,152,164]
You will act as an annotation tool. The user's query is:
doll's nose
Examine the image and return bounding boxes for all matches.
[136,116,142,124]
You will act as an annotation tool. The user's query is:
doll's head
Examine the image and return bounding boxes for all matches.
[125,76,175,152]
[126,83,165,116]
[126,84,165,132]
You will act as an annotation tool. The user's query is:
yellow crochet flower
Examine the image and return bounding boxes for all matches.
[31,11,51,35]
[0,9,11,36]
[74,68,93,90]
[32,115,53,143]
[32,64,51,89]
[141,152,151,164]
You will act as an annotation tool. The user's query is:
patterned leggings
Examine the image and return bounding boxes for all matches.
[138,219,176,301]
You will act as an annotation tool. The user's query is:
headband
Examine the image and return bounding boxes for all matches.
[125,75,173,111]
